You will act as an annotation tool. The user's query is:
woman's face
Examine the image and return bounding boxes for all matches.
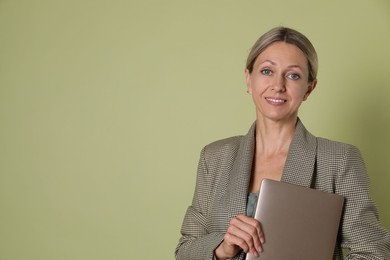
[245,42,317,123]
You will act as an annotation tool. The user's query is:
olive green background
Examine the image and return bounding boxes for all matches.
[1,0,389,259]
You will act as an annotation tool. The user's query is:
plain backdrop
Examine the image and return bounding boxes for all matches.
[1,0,389,259]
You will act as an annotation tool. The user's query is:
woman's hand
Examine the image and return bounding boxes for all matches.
[214,214,264,260]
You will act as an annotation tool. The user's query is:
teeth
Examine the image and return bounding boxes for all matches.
[267,98,285,103]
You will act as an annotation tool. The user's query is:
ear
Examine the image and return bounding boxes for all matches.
[245,69,252,94]
[303,80,317,101]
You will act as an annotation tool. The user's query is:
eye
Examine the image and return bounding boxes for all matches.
[261,69,272,76]
[287,73,300,80]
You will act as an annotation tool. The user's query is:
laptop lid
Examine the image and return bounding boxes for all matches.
[245,179,344,260]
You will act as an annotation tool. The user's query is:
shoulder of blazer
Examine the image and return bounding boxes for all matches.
[202,121,256,160]
[199,135,246,178]
[316,136,361,156]
[203,135,244,157]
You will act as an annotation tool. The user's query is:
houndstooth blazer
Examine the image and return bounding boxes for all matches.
[175,119,390,260]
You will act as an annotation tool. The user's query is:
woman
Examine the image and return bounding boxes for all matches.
[175,27,390,260]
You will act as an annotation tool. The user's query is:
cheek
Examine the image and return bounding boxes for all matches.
[251,77,268,91]
[293,84,310,97]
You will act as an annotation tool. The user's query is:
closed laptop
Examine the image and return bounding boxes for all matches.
[245,179,344,260]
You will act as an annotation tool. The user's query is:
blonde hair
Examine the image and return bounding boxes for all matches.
[246,27,318,83]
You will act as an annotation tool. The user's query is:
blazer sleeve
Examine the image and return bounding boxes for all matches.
[175,147,225,260]
[335,145,390,259]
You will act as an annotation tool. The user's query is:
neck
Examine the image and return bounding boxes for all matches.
[255,116,297,156]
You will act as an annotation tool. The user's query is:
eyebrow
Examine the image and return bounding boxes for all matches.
[260,60,276,65]
[260,60,304,70]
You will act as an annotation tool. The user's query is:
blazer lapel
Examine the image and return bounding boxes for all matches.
[281,119,317,188]
[226,122,256,220]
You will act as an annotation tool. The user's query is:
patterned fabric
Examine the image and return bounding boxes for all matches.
[175,119,390,260]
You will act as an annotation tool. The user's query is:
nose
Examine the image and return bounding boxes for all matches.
[272,75,286,92]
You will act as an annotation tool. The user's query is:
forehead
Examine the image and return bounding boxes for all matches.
[255,42,308,69]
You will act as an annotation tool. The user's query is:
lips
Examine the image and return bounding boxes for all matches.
[265,97,287,103]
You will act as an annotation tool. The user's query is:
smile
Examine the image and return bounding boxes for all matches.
[266,97,286,103]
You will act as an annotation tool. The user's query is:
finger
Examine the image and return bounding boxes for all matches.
[228,217,263,253]
[232,215,264,251]
[236,214,264,241]
[215,239,241,259]
[224,231,260,257]
[224,231,252,254]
